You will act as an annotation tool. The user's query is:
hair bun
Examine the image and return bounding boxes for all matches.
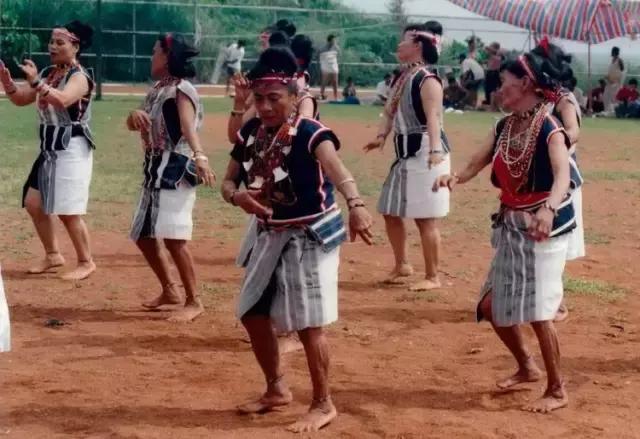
[64,20,94,50]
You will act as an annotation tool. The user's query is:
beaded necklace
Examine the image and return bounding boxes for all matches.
[386,61,424,120]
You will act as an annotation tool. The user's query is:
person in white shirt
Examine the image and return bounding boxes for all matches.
[223,39,246,96]
[459,52,485,109]
[374,72,392,105]
[319,34,340,100]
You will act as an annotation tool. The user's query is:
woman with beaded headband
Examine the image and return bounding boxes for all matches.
[532,40,585,322]
[0,21,96,280]
[364,21,450,291]
[126,33,215,322]
[434,50,575,413]
[221,46,373,432]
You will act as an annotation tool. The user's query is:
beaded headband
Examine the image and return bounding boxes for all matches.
[52,28,80,44]
[410,30,442,55]
[250,73,294,88]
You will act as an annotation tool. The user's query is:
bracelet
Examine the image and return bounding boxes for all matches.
[346,196,361,203]
[348,202,366,211]
[543,201,558,217]
[194,154,208,162]
[231,110,245,116]
[336,177,355,188]
[429,150,444,155]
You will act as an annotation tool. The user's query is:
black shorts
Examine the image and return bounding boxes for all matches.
[242,273,277,318]
[225,66,239,77]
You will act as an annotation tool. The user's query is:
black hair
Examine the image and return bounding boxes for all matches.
[268,31,290,47]
[403,21,440,65]
[447,76,457,85]
[392,68,401,76]
[629,78,638,86]
[598,78,606,87]
[275,19,296,38]
[458,53,466,63]
[237,39,246,48]
[158,33,199,78]
[328,34,336,43]
[290,34,314,70]
[568,76,577,91]
[424,20,443,36]
[247,45,298,93]
[63,20,93,52]
[347,76,354,83]
[612,46,620,56]
[501,41,573,94]
[384,73,392,80]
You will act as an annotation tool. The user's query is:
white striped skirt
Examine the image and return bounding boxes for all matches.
[237,227,340,333]
[25,136,93,215]
[566,186,585,260]
[0,266,10,353]
[478,210,570,327]
[130,183,196,241]
[378,136,450,219]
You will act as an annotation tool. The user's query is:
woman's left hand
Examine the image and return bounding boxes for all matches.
[18,59,39,83]
[195,155,216,187]
[428,151,445,169]
[529,206,554,241]
[349,206,374,245]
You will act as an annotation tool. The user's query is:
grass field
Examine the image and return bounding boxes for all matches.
[1,97,640,438]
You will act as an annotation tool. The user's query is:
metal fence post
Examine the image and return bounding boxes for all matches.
[132,2,136,79]
[28,0,33,56]
[96,0,103,100]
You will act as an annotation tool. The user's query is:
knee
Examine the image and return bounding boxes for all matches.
[164,239,187,254]
[136,237,158,251]
[415,219,438,235]
[479,295,493,322]
[297,327,324,346]
[58,214,79,225]
[383,215,403,226]
[24,197,43,218]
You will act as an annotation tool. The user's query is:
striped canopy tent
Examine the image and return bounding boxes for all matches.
[446,0,640,43]
[447,0,640,84]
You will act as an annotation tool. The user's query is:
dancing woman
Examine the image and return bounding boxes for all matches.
[127,33,215,322]
[364,21,450,291]
[0,21,96,280]
[221,46,373,432]
[434,50,575,413]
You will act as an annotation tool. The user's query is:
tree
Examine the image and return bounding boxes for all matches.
[387,0,408,31]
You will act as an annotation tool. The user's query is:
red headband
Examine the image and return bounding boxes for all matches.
[250,73,294,88]
[518,54,560,102]
[518,55,536,82]
[410,30,442,55]
[165,33,173,50]
[53,28,80,44]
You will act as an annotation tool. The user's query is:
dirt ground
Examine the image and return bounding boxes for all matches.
[1,108,639,439]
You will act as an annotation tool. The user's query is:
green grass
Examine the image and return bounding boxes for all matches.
[583,170,640,181]
[564,277,627,302]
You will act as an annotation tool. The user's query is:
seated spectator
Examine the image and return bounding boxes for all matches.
[588,79,606,114]
[615,78,640,118]
[443,75,467,110]
[374,73,392,106]
[567,77,587,113]
[459,53,485,109]
[329,77,360,105]
[483,42,504,109]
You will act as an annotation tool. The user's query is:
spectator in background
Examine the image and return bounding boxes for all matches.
[223,39,246,96]
[483,42,503,111]
[443,74,467,111]
[603,46,625,112]
[459,52,485,109]
[374,72,392,106]
[567,77,587,113]
[588,78,606,114]
[614,78,640,118]
[319,34,340,101]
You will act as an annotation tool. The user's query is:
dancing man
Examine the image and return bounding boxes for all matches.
[434,49,576,413]
[364,21,450,291]
[221,46,373,432]
[127,33,215,322]
[0,21,97,280]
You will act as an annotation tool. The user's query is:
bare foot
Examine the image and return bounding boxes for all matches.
[554,303,569,322]
[59,260,96,281]
[28,253,65,274]
[167,298,204,322]
[408,277,441,291]
[383,263,414,285]
[522,386,569,413]
[279,333,303,354]
[237,379,293,414]
[142,284,182,309]
[497,358,543,389]
[286,397,337,433]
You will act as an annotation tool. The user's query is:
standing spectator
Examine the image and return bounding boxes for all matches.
[483,42,503,110]
[603,46,625,112]
[459,52,485,109]
[374,72,392,105]
[319,34,340,101]
[567,77,587,113]
[588,78,606,114]
[614,78,639,118]
[222,39,246,96]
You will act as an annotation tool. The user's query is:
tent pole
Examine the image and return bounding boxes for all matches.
[588,41,592,91]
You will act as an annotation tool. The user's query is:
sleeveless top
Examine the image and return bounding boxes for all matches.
[392,67,451,159]
[231,117,340,223]
[36,64,95,151]
[492,111,576,237]
[548,90,584,189]
[140,77,204,190]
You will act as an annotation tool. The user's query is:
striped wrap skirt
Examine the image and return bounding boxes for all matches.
[377,135,450,219]
[0,266,10,352]
[567,150,585,260]
[130,183,196,241]
[477,209,570,327]
[237,226,340,333]
[23,136,93,215]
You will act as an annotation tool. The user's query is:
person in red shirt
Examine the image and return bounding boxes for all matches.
[588,79,606,114]
[615,78,639,118]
